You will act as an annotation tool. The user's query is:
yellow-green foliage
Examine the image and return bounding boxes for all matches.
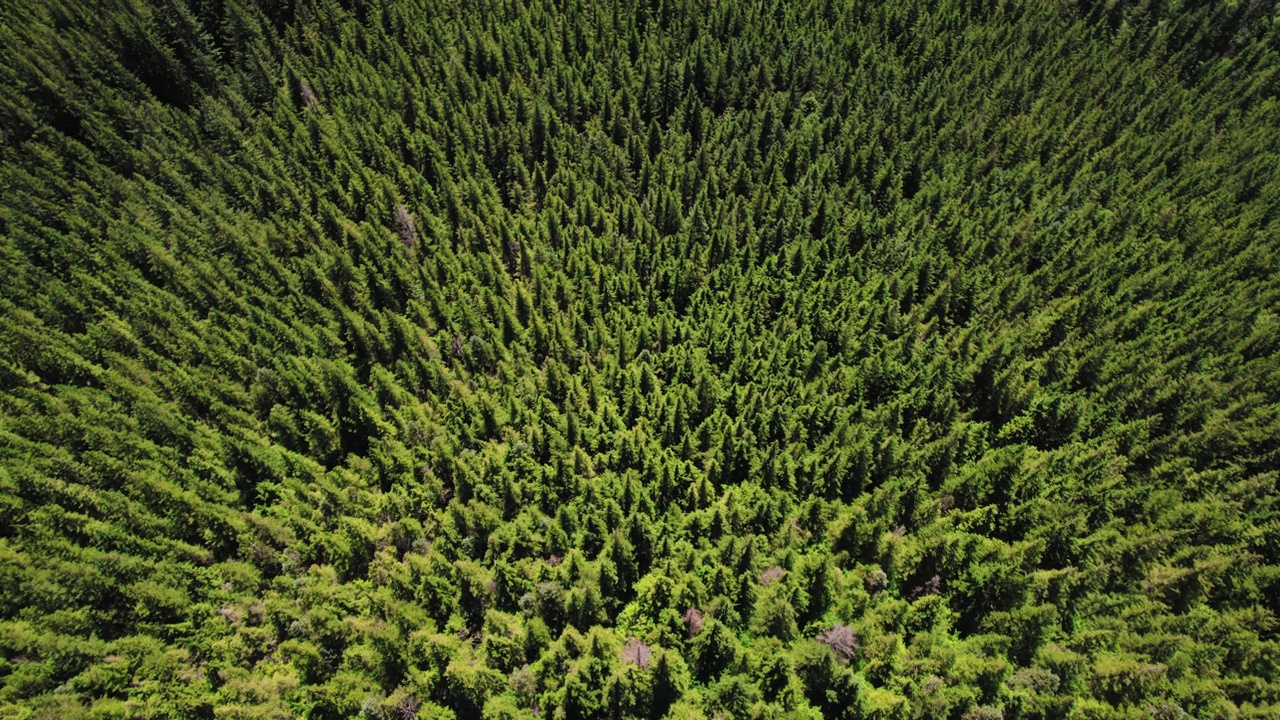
[2,0,1279,718]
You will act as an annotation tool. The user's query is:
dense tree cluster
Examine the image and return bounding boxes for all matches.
[2,0,1278,718]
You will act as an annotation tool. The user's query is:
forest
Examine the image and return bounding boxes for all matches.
[1,0,1278,718]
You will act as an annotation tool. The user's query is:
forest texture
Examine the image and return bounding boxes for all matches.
[1,1,1279,719]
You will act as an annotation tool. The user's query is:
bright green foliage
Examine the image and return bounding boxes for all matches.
[2,0,1279,718]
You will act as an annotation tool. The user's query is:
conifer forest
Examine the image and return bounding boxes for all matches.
[2,1,1280,718]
